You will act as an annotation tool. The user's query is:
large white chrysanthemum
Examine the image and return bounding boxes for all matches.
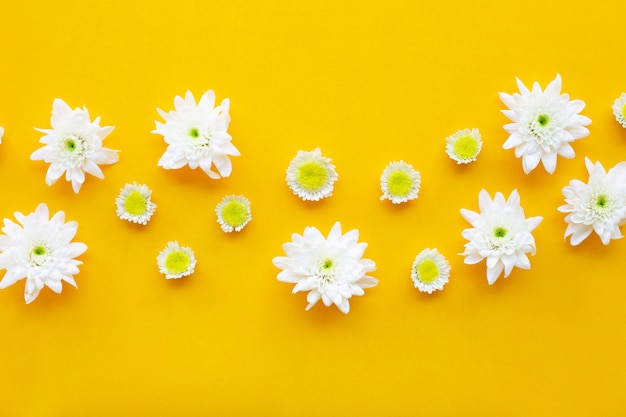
[460,190,542,285]
[273,221,377,314]
[153,90,239,179]
[0,203,87,304]
[499,74,591,174]
[31,98,119,193]
[558,158,626,246]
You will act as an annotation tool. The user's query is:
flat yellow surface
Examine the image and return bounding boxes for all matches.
[1,0,625,415]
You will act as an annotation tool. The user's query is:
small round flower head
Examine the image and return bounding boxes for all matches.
[215,195,252,232]
[116,182,157,225]
[612,93,626,128]
[446,128,482,164]
[380,161,421,204]
[31,98,119,193]
[411,248,451,294]
[286,148,338,201]
[157,241,196,279]
[558,157,626,245]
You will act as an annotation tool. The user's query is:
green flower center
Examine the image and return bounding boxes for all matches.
[537,114,550,127]
[322,259,333,270]
[221,200,249,227]
[123,191,148,216]
[417,259,439,284]
[494,227,507,238]
[296,161,329,191]
[189,128,200,138]
[65,138,77,151]
[595,194,609,209]
[387,170,413,197]
[30,244,49,266]
[453,135,479,160]
[165,250,191,275]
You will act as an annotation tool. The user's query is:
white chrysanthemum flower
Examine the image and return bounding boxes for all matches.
[286,148,338,201]
[116,182,156,225]
[157,241,196,279]
[460,189,542,285]
[446,128,482,164]
[0,203,87,304]
[612,93,626,128]
[411,248,450,294]
[153,90,239,179]
[499,74,591,174]
[379,161,420,204]
[273,221,377,314]
[31,98,119,193]
[558,157,626,245]
[215,195,252,233]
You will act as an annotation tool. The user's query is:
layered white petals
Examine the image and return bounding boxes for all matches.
[0,203,86,303]
[499,74,591,174]
[558,158,626,245]
[379,161,420,204]
[31,98,119,193]
[460,189,542,285]
[273,222,377,314]
[613,93,626,128]
[286,148,338,201]
[153,90,239,178]
[410,248,451,294]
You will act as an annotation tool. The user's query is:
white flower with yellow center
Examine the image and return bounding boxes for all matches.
[558,158,626,246]
[215,195,252,233]
[153,90,239,179]
[0,203,87,304]
[461,189,542,285]
[273,221,377,314]
[31,98,119,193]
[157,241,196,279]
[446,128,482,164]
[116,182,156,225]
[499,74,591,174]
[612,93,626,128]
[411,248,450,294]
[286,148,338,201]
[380,161,420,204]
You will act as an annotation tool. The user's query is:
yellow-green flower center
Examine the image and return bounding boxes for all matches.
[165,250,191,275]
[417,259,439,284]
[123,191,148,216]
[453,135,479,160]
[296,161,329,191]
[387,170,413,197]
[537,114,550,127]
[221,200,249,227]
[494,227,507,238]
[32,245,46,256]
[64,138,77,152]
[595,194,608,209]
[189,128,200,138]
[621,104,626,117]
[322,259,333,270]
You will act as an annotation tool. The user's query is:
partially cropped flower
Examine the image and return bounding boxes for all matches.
[273,221,377,314]
[116,182,156,225]
[380,161,420,204]
[153,90,239,178]
[0,203,87,303]
[558,158,626,245]
[461,189,542,285]
[499,74,591,174]
[411,248,450,294]
[215,195,252,232]
[157,241,196,279]
[446,128,482,164]
[0,126,4,143]
[613,93,626,128]
[31,98,119,193]
[286,148,338,201]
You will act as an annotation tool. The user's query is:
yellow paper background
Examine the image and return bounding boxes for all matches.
[1,0,625,415]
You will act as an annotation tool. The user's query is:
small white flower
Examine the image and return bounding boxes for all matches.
[0,203,87,303]
[446,128,482,164]
[379,161,420,204]
[0,126,4,144]
[273,221,377,314]
[460,189,542,285]
[215,195,252,233]
[286,148,338,201]
[31,98,119,193]
[153,90,239,178]
[116,182,157,225]
[499,74,591,174]
[612,93,626,128]
[411,248,450,294]
[558,157,626,245]
[157,241,196,279]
